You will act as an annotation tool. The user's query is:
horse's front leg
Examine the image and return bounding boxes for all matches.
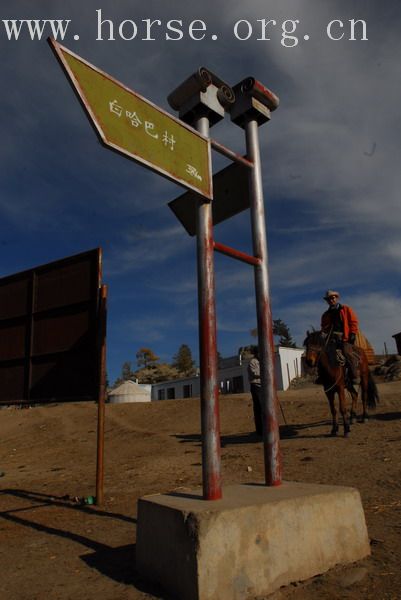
[338,386,350,437]
[326,391,338,436]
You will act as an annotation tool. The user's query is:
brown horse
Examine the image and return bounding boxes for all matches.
[304,330,379,437]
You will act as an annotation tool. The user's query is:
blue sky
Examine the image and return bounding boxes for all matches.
[1,1,400,384]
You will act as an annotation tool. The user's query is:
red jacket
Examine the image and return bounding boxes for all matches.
[321,304,359,342]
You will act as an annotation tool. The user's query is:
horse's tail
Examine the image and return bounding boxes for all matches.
[367,371,379,409]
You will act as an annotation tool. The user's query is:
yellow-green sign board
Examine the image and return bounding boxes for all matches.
[49,39,212,199]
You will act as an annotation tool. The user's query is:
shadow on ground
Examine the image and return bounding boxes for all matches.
[0,488,135,524]
[371,411,401,421]
[172,419,343,446]
[0,489,168,595]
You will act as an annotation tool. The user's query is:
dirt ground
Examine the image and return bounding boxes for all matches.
[0,379,400,600]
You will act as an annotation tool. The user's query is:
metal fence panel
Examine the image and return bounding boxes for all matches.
[0,248,102,405]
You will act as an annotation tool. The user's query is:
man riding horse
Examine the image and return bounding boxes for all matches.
[317,290,360,385]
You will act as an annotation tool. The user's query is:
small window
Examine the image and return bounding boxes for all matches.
[183,384,192,398]
[158,389,165,401]
[167,387,175,399]
[232,376,244,393]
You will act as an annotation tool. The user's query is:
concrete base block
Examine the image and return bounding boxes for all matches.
[136,481,370,600]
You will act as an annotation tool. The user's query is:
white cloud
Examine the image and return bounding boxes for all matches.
[105,224,191,275]
[350,291,401,354]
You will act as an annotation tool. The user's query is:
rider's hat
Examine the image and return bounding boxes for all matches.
[323,289,339,300]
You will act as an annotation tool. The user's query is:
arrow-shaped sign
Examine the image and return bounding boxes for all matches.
[49,38,212,199]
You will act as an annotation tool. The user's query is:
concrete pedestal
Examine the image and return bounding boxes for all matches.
[136,481,370,600]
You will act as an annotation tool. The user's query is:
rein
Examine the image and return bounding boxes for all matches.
[322,369,343,394]
[323,325,334,349]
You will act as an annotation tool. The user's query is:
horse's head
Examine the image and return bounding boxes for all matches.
[303,330,325,368]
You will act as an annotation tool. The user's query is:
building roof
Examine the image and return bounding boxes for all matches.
[109,380,151,401]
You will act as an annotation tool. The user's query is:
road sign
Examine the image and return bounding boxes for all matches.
[169,162,249,236]
[49,39,212,199]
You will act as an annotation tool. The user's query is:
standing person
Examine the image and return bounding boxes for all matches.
[247,346,263,436]
[320,290,360,384]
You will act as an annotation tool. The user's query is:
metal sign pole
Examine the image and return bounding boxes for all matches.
[96,283,108,506]
[245,118,282,486]
[195,115,222,501]
[166,68,234,501]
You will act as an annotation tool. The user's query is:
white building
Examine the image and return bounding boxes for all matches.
[151,347,304,401]
[108,380,151,403]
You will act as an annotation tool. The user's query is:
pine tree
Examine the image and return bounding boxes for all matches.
[273,319,296,348]
[122,361,134,380]
[172,344,196,376]
[112,361,135,388]
[250,319,297,348]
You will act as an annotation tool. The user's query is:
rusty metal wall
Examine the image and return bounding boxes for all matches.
[0,248,102,405]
